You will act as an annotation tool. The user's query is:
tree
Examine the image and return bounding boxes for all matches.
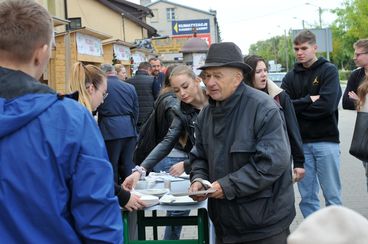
[330,0,368,69]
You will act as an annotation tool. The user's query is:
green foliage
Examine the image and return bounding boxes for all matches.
[248,34,295,71]
[338,69,352,81]
[330,0,368,69]
[247,0,368,72]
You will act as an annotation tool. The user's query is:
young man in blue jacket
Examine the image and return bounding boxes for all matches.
[281,30,342,218]
[0,1,123,243]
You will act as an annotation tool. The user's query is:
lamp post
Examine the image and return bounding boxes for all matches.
[305,2,324,28]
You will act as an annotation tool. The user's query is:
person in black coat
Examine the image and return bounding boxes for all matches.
[126,62,160,131]
[342,39,368,110]
[244,55,305,182]
[98,64,143,211]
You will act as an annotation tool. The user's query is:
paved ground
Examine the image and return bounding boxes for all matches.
[145,107,368,241]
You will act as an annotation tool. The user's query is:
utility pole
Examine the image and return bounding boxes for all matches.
[284,29,289,72]
[318,7,322,28]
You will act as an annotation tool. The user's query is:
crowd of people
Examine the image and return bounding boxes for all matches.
[1,1,367,244]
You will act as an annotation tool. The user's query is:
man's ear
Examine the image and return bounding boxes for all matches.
[234,70,244,85]
[28,43,50,79]
[33,44,50,66]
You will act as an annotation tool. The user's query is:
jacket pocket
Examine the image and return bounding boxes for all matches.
[230,141,256,170]
[213,188,275,233]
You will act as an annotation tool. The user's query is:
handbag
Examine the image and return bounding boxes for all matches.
[349,112,368,162]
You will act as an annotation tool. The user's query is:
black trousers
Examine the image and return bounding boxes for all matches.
[105,137,137,184]
[216,228,290,244]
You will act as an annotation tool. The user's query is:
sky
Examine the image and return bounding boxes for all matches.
[129,0,346,54]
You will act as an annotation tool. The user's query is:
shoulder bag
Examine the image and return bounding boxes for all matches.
[349,112,368,162]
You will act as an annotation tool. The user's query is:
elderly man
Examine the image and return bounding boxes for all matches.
[189,42,295,244]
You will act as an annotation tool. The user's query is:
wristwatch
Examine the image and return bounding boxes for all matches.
[132,166,146,180]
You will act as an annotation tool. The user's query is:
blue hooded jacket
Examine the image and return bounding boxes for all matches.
[0,67,123,243]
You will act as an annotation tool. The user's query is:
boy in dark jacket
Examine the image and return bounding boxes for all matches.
[281,30,342,218]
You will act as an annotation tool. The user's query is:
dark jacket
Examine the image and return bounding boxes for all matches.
[155,92,179,142]
[141,99,199,174]
[98,75,138,140]
[126,70,160,128]
[190,83,295,243]
[0,67,123,243]
[281,57,341,143]
[266,79,304,168]
[342,67,365,110]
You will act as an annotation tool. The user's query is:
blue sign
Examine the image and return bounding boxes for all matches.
[172,19,210,35]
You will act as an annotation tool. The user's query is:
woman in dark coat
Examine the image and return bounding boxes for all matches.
[244,55,305,182]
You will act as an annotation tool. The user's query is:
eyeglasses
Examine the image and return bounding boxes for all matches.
[86,85,108,100]
[354,52,368,58]
[99,89,108,100]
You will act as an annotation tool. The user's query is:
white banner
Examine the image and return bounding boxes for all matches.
[113,44,131,61]
[76,32,103,57]
[192,53,206,75]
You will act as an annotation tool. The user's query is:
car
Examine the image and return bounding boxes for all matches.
[268,72,286,86]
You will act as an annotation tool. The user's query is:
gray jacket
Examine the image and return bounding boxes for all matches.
[190,83,295,243]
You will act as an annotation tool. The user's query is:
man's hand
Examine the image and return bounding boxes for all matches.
[124,193,146,212]
[122,171,141,191]
[169,161,185,177]
[348,91,358,101]
[293,168,305,182]
[208,181,224,199]
[189,181,208,202]
[310,95,320,102]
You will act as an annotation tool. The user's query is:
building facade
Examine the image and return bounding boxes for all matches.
[143,0,220,61]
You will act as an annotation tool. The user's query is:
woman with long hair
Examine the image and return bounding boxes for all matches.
[69,62,107,112]
[123,64,208,240]
[356,76,368,191]
[244,55,305,182]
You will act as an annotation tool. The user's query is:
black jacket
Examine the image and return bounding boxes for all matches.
[264,79,304,168]
[281,57,341,143]
[342,67,365,110]
[126,70,160,128]
[141,100,199,174]
[190,83,295,242]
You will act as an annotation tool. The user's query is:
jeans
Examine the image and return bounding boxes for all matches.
[298,142,342,218]
[153,156,190,240]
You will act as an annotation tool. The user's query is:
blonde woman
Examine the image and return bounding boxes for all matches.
[356,77,368,191]
[124,64,208,240]
[69,62,108,112]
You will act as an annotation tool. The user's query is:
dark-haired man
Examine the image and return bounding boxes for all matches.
[126,61,160,130]
[282,30,342,218]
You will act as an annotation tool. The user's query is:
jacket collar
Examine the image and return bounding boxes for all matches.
[266,79,283,98]
[0,66,55,99]
[209,82,246,116]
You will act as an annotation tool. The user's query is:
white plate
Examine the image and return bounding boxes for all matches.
[140,195,159,207]
[159,195,197,205]
[135,188,169,197]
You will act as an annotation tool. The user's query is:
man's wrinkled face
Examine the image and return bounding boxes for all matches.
[202,67,243,101]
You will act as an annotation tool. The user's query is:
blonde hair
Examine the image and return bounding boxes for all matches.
[357,76,368,111]
[114,64,125,73]
[69,62,106,112]
[169,64,196,81]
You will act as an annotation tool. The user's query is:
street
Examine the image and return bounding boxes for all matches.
[291,106,368,230]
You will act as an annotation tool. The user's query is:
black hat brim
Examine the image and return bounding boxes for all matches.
[198,61,252,74]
